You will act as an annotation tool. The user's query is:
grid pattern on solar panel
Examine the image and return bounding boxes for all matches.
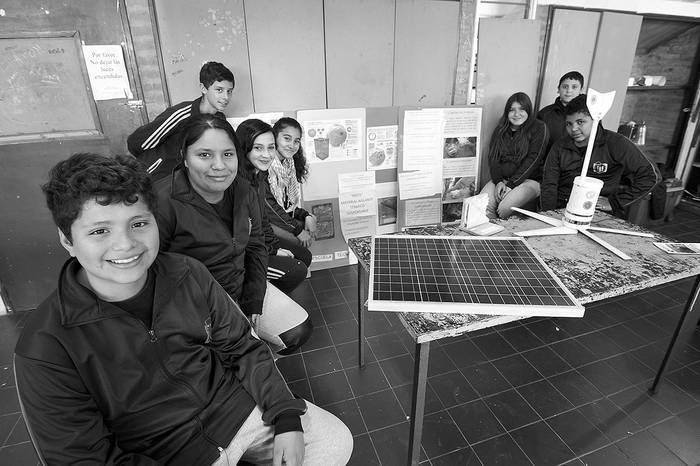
[372,236,577,307]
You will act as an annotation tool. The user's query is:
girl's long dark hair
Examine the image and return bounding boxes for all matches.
[272,117,308,182]
[488,92,535,162]
[235,118,274,182]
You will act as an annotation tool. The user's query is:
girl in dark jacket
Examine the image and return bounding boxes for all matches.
[154,114,312,355]
[236,119,311,293]
[269,117,317,248]
[480,92,549,219]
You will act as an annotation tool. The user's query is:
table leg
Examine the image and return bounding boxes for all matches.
[649,274,700,394]
[407,341,430,466]
[357,264,366,367]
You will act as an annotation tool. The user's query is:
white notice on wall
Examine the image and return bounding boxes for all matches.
[82,45,133,100]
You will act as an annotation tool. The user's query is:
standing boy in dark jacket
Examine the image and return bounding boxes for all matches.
[14,153,352,465]
[128,61,234,180]
[540,95,661,218]
[537,71,584,151]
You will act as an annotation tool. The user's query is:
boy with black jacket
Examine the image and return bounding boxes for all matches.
[540,95,661,218]
[537,71,584,151]
[14,153,352,465]
[128,61,234,180]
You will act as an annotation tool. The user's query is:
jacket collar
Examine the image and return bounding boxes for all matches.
[57,253,190,328]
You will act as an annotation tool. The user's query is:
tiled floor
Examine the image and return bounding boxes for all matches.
[2,202,700,465]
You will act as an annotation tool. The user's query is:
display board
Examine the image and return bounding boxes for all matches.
[0,34,100,139]
[396,105,483,229]
[368,235,584,317]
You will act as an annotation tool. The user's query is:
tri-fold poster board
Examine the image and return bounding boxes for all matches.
[231,105,483,271]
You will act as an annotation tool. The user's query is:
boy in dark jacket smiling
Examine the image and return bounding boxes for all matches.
[540,95,661,218]
[14,153,352,465]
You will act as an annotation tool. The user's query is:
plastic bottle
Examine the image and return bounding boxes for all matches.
[637,121,647,146]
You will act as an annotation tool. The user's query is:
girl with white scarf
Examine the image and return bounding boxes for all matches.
[269,118,317,249]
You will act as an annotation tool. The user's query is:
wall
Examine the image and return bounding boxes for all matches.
[621,25,700,163]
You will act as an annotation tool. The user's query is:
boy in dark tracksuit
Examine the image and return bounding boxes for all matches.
[14,153,352,465]
[127,61,234,180]
[540,95,661,219]
[537,71,584,151]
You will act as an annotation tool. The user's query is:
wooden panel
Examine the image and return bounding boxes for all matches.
[538,9,600,110]
[324,0,395,108]
[0,35,99,138]
[0,0,144,153]
[153,0,253,116]
[589,12,642,130]
[393,0,461,106]
[245,0,326,112]
[476,18,541,186]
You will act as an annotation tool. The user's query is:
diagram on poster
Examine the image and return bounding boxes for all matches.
[311,203,335,240]
[304,119,361,163]
[376,181,398,235]
[366,125,398,170]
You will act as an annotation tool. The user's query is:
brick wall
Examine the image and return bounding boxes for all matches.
[124,0,168,120]
[620,24,699,165]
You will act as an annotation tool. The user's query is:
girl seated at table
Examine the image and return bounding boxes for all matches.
[480,92,549,219]
[154,114,312,355]
[269,117,317,250]
[236,118,310,293]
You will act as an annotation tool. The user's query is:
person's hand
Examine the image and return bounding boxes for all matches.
[276,248,294,257]
[297,229,313,248]
[496,181,511,202]
[273,431,304,466]
[304,214,317,235]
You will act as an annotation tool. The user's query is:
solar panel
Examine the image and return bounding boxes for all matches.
[368,235,584,317]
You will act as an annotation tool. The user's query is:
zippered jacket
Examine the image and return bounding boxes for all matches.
[155,168,268,316]
[14,253,306,465]
[488,119,549,188]
[540,128,661,211]
[127,97,226,180]
[250,171,280,255]
[537,97,568,151]
[262,178,310,236]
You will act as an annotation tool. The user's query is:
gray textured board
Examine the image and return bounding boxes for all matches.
[368,235,584,317]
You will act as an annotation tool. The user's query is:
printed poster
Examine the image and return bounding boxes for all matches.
[304,119,362,164]
[366,125,398,170]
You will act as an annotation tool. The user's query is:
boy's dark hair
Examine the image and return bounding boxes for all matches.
[177,114,241,164]
[42,153,157,242]
[199,61,235,89]
[559,71,584,88]
[564,94,591,117]
[272,117,309,182]
[235,118,273,181]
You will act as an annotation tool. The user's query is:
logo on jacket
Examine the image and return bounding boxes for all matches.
[592,161,608,174]
[204,317,212,344]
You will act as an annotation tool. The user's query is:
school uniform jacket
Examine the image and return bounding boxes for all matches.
[540,128,661,212]
[537,97,568,151]
[250,170,280,256]
[127,96,226,180]
[14,253,305,466]
[263,178,310,236]
[155,167,268,316]
[488,119,549,188]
